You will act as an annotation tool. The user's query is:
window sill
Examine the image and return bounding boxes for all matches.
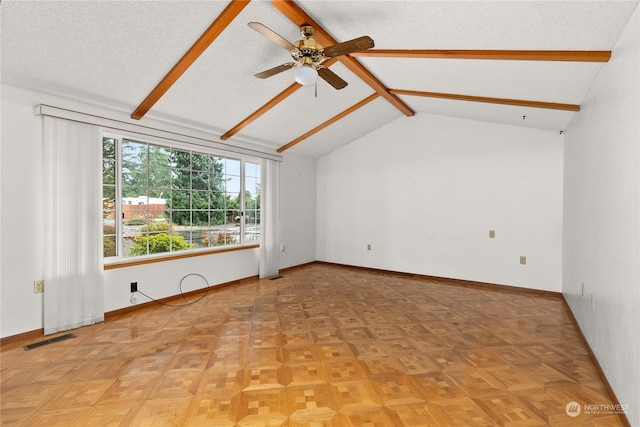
[103,244,260,270]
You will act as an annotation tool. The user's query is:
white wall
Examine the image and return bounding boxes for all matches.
[0,84,317,338]
[279,152,317,269]
[103,249,259,312]
[317,113,564,291]
[1,85,46,337]
[563,6,640,425]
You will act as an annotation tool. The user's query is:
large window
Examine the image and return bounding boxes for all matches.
[102,135,260,260]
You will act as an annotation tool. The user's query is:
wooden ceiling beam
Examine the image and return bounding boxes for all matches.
[351,49,611,62]
[221,82,301,140]
[277,93,380,153]
[131,0,250,120]
[272,0,414,117]
[390,89,580,111]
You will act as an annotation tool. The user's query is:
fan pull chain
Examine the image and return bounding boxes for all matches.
[315,81,318,98]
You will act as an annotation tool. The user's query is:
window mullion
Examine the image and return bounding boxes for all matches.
[115,137,123,259]
[240,160,246,244]
[146,142,151,256]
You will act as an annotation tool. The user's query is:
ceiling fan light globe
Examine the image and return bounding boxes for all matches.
[294,65,318,86]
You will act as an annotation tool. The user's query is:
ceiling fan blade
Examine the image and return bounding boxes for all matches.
[322,36,374,58]
[255,63,296,79]
[248,22,296,51]
[318,67,348,90]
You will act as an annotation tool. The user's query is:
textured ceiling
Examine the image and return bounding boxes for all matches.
[2,0,638,158]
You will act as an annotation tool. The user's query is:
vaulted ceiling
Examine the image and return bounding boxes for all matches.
[2,1,638,158]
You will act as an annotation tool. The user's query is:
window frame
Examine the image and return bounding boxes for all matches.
[102,131,261,265]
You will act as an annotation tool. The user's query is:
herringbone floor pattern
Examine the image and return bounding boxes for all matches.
[0,264,626,426]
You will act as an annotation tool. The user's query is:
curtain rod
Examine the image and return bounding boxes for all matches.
[34,104,283,162]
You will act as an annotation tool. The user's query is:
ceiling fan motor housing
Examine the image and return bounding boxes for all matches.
[293,39,324,64]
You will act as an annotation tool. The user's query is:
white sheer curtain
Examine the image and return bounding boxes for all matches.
[259,158,280,279]
[43,116,104,335]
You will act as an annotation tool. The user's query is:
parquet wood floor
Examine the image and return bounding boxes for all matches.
[0,263,627,426]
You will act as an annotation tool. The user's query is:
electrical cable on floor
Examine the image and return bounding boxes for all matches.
[131,273,210,307]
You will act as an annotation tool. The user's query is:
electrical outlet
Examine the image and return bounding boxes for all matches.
[34,280,45,293]
[520,256,527,265]
[367,244,371,251]
[489,230,495,239]
[130,282,138,293]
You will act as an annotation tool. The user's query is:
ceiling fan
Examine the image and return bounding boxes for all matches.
[248,22,374,89]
